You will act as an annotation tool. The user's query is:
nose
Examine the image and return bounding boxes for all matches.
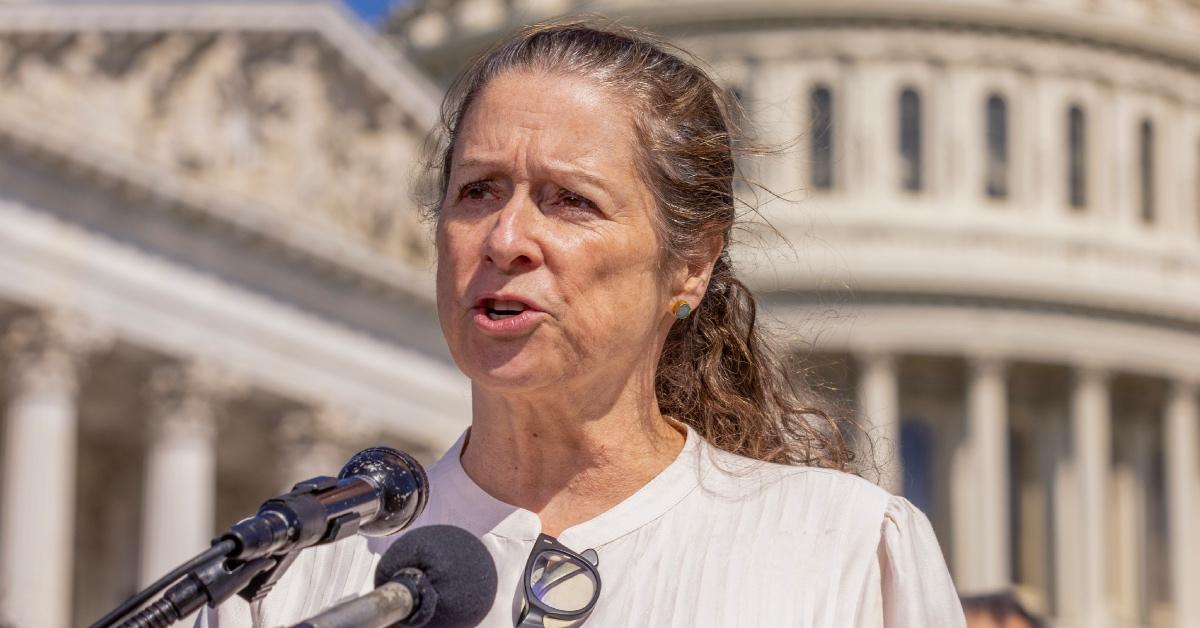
[483,190,543,273]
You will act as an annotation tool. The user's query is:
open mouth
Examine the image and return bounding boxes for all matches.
[483,298,529,321]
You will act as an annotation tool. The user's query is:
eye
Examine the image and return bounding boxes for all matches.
[552,189,598,213]
[458,180,496,202]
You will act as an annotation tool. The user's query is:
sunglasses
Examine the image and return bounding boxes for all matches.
[516,533,602,627]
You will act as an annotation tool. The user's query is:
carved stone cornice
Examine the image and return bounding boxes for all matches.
[0,105,435,305]
[277,406,364,480]
[392,0,1200,77]
[2,310,113,396]
[0,1,443,293]
[1168,377,1199,398]
[0,0,440,122]
[143,360,241,440]
[1071,363,1112,389]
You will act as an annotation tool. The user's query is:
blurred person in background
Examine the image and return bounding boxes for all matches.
[961,592,1044,628]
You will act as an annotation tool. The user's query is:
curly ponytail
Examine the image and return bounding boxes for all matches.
[655,253,853,468]
[427,19,856,470]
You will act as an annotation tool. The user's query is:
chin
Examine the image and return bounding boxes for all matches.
[466,359,565,394]
[451,336,568,394]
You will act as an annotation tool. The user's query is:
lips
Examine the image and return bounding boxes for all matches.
[482,298,529,320]
[469,294,546,335]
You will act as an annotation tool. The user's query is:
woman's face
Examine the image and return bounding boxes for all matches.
[435,70,673,394]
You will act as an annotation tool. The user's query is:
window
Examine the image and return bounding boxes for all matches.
[900,420,934,515]
[1068,106,1087,210]
[809,85,834,190]
[1140,119,1155,224]
[899,88,923,192]
[985,94,1009,199]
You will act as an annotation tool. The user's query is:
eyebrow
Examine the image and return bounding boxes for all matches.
[453,157,620,202]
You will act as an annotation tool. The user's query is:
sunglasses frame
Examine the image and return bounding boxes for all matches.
[516,533,601,628]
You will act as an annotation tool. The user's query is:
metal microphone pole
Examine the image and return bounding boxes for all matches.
[90,446,429,628]
[115,555,278,628]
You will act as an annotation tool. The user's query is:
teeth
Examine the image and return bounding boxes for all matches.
[483,298,527,321]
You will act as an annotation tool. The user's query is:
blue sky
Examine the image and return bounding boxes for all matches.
[343,0,404,24]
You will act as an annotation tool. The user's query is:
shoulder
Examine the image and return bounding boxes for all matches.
[876,495,967,626]
[877,492,955,575]
[693,446,965,624]
[702,449,944,559]
[699,444,893,520]
[684,444,896,551]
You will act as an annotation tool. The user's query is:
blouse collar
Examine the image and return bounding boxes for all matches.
[429,423,704,549]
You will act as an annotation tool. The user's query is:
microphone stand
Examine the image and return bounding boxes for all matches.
[94,445,428,628]
[96,475,342,628]
[118,555,278,628]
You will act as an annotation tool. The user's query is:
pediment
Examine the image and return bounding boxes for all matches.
[0,2,443,264]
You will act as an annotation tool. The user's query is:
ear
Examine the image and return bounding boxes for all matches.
[672,235,725,311]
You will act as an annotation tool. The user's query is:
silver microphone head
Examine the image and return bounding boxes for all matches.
[338,446,429,536]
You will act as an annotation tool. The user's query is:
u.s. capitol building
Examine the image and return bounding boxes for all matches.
[0,1,1197,627]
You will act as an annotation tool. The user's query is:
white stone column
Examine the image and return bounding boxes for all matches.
[1111,415,1152,624]
[1031,75,1063,220]
[846,61,892,207]
[964,357,1011,593]
[1051,408,1082,622]
[138,363,220,588]
[279,407,350,487]
[1012,70,1036,212]
[937,66,973,210]
[1165,380,1199,628]
[1094,85,1120,228]
[857,353,901,494]
[0,315,102,628]
[1072,366,1112,628]
[1159,99,1185,236]
[750,60,803,197]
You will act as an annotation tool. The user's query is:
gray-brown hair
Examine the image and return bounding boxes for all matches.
[424,19,856,470]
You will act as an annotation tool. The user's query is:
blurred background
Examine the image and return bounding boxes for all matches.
[0,1,1196,627]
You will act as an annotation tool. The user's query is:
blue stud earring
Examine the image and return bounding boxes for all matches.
[672,300,692,320]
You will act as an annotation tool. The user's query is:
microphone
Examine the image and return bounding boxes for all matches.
[89,447,429,628]
[221,446,429,561]
[292,525,498,628]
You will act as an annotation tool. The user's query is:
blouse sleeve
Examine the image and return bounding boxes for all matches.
[878,495,967,628]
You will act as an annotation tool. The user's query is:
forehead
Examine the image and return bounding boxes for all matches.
[454,70,640,177]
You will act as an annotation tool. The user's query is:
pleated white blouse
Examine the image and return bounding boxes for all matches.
[200,425,966,628]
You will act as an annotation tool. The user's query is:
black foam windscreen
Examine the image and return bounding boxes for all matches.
[375,524,498,628]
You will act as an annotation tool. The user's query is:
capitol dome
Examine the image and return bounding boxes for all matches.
[389,2,1200,627]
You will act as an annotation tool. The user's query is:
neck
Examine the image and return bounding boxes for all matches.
[459,366,686,536]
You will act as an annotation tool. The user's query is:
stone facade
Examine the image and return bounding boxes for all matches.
[3,5,437,263]
[0,2,469,627]
[1,1,1198,628]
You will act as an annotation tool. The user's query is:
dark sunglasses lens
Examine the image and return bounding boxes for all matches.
[528,550,598,613]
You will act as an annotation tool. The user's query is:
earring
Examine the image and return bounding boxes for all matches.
[671,300,692,320]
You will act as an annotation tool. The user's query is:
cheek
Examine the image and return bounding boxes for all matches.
[565,238,665,329]
[435,222,477,284]
[434,222,478,329]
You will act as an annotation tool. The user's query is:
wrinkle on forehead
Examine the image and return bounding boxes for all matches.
[453,71,640,191]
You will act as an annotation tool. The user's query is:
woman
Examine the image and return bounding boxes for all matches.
[204,21,965,628]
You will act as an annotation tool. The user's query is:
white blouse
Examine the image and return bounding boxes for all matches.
[200,425,966,627]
